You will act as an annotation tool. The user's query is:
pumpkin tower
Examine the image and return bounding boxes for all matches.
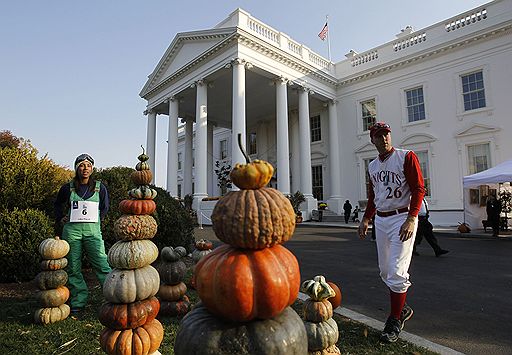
[174,134,307,354]
[34,236,71,324]
[98,146,163,355]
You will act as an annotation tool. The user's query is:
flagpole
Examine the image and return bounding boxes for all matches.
[326,15,331,62]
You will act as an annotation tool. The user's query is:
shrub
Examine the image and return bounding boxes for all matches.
[0,208,54,282]
[152,186,195,253]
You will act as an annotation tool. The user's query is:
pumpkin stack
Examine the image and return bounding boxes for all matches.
[174,134,307,354]
[191,238,213,263]
[156,246,191,317]
[34,236,71,325]
[99,147,163,355]
[301,275,341,355]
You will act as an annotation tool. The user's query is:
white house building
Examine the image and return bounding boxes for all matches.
[139,0,512,227]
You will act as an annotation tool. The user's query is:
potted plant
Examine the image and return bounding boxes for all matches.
[287,191,305,223]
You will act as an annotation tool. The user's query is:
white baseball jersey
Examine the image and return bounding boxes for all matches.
[368,148,411,212]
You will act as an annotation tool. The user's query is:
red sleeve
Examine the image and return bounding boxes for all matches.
[404,151,425,217]
[363,175,376,220]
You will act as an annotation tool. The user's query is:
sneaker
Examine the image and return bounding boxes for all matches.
[380,316,401,343]
[400,304,414,330]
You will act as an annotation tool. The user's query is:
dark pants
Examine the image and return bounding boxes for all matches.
[344,212,350,223]
[414,217,443,255]
[489,217,500,236]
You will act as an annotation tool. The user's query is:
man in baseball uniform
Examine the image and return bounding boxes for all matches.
[358,122,425,343]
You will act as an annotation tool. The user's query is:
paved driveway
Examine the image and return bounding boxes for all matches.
[283,225,512,355]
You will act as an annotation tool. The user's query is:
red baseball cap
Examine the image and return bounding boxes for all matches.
[369,122,391,139]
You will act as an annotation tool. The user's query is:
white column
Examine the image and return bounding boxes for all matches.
[146,110,157,184]
[166,97,178,196]
[194,80,208,204]
[207,123,214,195]
[183,117,193,196]
[231,58,247,167]
[298,87,313,197]
[289,111,300,193]
[328,100,343,214]
[276,77,290,195]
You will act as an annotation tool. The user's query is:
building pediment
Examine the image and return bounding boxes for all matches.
[140,28,236,98]
[454,123,500,138]
[354,142,376,154]
[400,133,436,146]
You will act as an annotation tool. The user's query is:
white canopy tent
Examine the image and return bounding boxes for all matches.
[462,160,512,230]
[463,160,512,188]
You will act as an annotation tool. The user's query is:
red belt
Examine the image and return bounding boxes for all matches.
[377,207,409,217]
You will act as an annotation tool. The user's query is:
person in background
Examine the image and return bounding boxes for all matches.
[352,206,360,223]
[343,200,353,224]
[486,195,502,237]
[358,122,424,343]
[54,153,111,313]
[413,196,449,257]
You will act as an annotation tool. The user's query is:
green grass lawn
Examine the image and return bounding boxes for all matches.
[0,272,438,355]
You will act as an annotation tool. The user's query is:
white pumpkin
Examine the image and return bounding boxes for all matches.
[108,239,158,269]
[103,265,160,303]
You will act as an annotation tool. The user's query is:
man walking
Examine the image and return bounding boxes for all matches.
[358,122,425,343]
[343,200,353,224]
[413,197,449,257]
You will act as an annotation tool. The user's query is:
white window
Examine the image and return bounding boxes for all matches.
[220,139,228,160]
[415,151,431,196]
[177,152,182,170]
[249,133,257,155]
[310,115,321,142]
[361,99,376,131]
[312,165,323,200]
[405,87,426,122]
[461,71,486,111]
[468,143,490,174]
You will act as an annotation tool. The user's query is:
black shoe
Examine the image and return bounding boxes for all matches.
[435,250,449,257]
[400,304,414,330]
[380,316,401,343]
[413,250,420,256]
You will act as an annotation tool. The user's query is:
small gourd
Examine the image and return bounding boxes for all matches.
[229,133,274,189]
[301,275,336,301]
[40,258,68,271]
[34,304,70,325]
[128,185,157,200]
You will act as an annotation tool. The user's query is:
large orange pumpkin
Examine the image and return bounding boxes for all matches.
[119,199,156,215]
[99,318,163,355]
[211,187,296,249]
[194,244,300,322]
[98,296,160,330]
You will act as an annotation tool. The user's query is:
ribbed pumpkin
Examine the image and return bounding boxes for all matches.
[36,286,69,307]
[159,295,190,317]
[128,186,157,200]
[103,265,160,304]
[34,304,70,325]
[100,319,164,355]
[39,237,70,260]
[158,259,186,285]
[174,304,307,355]
[131,170,153,185]
[40,257,68,271]
[113,215,158,241]
[303,318,339,351]
[35,270,68,290]
[303,298,333,323]
[230,159,274,190]
[119,199,156,215]
[108,239,159,269]
[194,243,300,322]
[211,187,296,249]
[98,296,160,330]
[157,282,187,302]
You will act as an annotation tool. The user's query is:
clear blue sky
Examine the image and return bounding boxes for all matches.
[1,0,488,187]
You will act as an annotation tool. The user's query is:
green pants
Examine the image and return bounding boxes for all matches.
[62,222,111,308]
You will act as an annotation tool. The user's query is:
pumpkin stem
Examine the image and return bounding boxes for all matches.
[141,145,145,155]
[237,133,251,164]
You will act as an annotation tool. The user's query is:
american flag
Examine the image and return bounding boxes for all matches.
[318,22,328,41]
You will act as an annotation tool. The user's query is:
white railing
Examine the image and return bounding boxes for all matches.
[393,32,427,51]
[246,18,280,44]
[445,8,487,32]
